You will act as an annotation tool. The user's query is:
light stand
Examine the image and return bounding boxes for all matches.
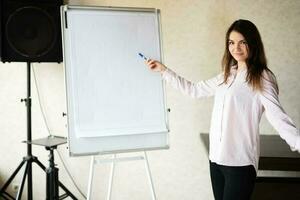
[0,62,44,200]
[0,62,77,200]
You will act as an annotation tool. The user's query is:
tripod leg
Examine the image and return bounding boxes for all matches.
[58,182,78,200]
[32,157,46,171]
[27,161,33,200]
[0,159,26,193]
[1,191,15,200]
[16,162,29,200]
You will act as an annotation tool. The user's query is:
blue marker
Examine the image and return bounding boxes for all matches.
[138,53,148,60]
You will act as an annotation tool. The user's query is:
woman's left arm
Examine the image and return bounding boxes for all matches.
[259,71,300,153]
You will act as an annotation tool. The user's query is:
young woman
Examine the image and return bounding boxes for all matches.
[145,19,300,200]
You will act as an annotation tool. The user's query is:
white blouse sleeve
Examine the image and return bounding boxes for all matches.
[161,68,222,98]
[259,70,300,153]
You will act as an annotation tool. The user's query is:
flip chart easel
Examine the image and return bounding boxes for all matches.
[87,151,157,200]
[61,5,167,199]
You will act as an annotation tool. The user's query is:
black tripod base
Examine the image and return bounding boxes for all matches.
[46,166,59,199]
[0,155,45,200]
[46,166,78,200]
[0,153,78,200]
[43,137,78,200]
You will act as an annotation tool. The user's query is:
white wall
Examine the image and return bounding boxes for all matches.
[1,0,299,199]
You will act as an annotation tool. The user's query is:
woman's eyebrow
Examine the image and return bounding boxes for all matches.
[228,39,247,42]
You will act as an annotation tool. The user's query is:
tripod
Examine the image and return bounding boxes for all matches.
[0,62,77,200]
[28,136,78,200]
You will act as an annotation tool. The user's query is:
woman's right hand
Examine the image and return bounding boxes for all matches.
[146,59,167,73]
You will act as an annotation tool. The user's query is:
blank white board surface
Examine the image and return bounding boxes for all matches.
[61,6,169,156]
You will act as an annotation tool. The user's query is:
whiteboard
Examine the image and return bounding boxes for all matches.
[61,5,169,156]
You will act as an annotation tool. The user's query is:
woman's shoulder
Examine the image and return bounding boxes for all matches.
[260,68,279,94]
[261,68,277,83]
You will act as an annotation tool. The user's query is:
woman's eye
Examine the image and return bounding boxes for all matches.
[228,41,234,45]
[241,41,247,45]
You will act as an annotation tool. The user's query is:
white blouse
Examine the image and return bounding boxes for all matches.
[162,66,300,171]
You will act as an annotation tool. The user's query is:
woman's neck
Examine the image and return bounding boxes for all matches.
[237,61,247,72]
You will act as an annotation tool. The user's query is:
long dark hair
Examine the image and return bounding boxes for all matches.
[221,19,278,92]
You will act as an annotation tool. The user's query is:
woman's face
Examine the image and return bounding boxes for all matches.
[228,31,249,63]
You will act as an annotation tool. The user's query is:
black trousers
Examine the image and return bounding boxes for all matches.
[209,161,257,200]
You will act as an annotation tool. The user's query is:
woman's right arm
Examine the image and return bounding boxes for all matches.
[146,59,222,98]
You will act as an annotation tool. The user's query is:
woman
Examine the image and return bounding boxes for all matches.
[145,19,300,200]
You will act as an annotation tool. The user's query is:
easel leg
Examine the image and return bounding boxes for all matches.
[87,153,157,200]
[106,154,116,200]
[143,151,157,200]
[87,156,95,200]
